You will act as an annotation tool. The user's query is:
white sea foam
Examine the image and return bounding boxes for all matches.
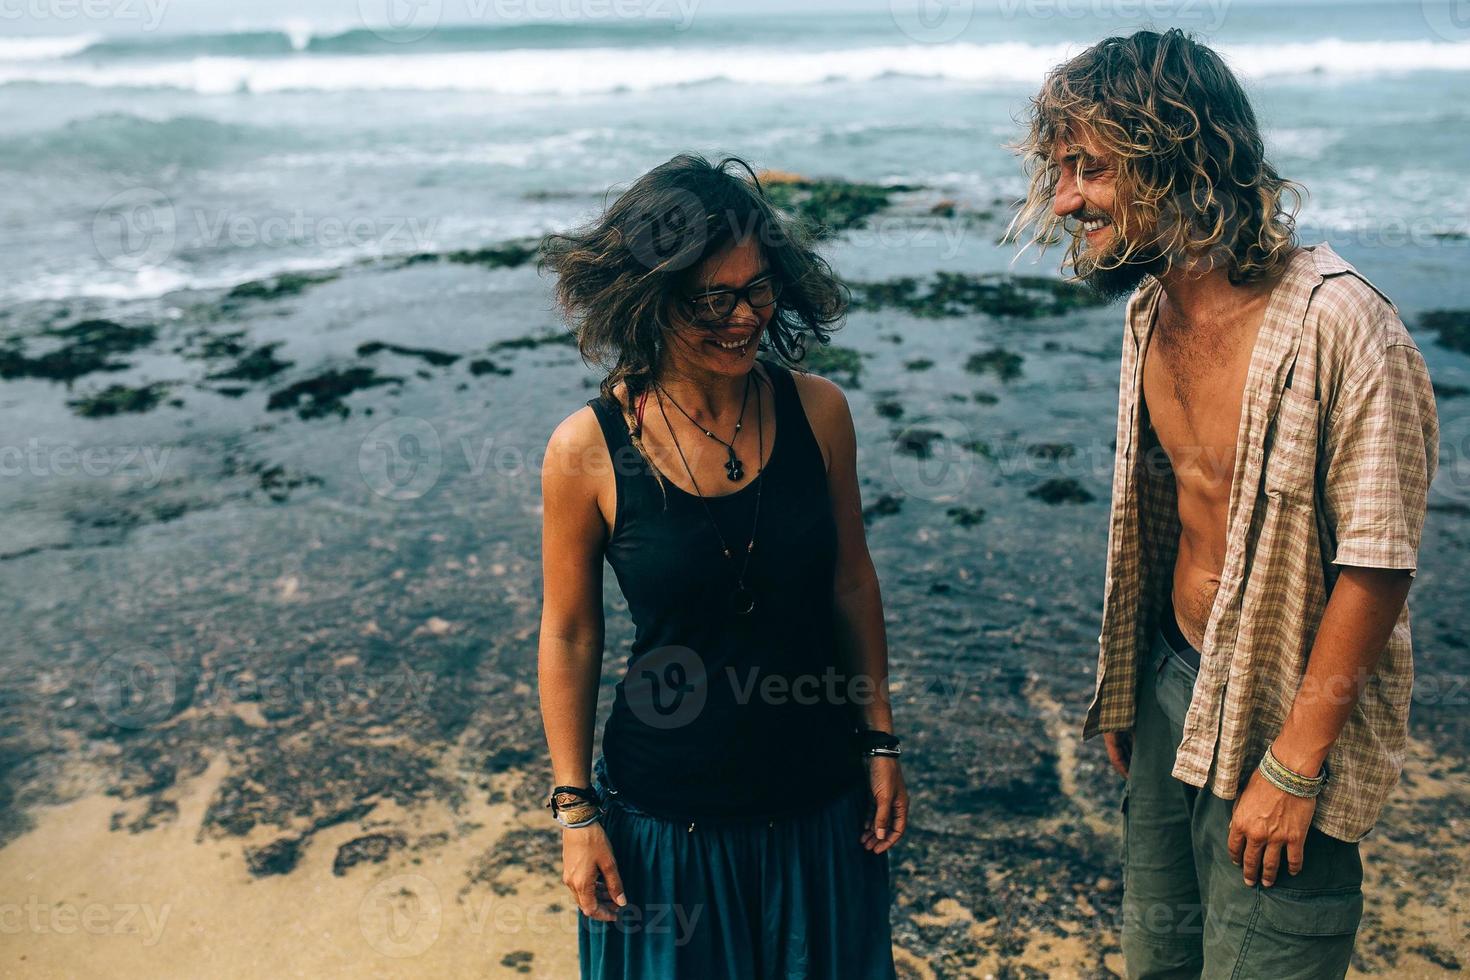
[281,19,315,52]
[261,128,616,170]
[1220,38,1470,78]
[6,252,375,303]
[7,264,196,303]
[0,34,100,62]
[6,208,557,303]
[2,39,1466,95]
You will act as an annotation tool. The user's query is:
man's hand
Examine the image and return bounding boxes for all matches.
[1104,730,1133,779]
[1228,769,1318,887]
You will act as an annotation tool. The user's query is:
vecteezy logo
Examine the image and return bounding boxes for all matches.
[623,645,707,730]
[359,874,442,958]
[92,187,177,271]
[1431,412,1470,507]
[1422,0,1470,42]
[358,0,443,43]
[91,648,178,729]
[890,0,974,43]
[886,415,976,502]
[625,189,710,274]
[358,416,443,501]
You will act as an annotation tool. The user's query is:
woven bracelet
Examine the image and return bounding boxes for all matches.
[1258,747,1326,799]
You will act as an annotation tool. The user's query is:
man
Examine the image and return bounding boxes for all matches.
[1007,30,1439,978]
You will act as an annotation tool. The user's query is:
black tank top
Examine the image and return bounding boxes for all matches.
[586,358,865,820]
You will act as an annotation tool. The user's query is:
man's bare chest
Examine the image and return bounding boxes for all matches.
[1142,321,1260,491]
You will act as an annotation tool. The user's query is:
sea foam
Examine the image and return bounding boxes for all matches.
[2,39,1467,95]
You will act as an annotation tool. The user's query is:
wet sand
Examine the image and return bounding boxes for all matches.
[0,749,579,978]
[2,730,1462,977]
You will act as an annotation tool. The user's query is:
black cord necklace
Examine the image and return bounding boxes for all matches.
[653,372,753,481]
[653,371,766,617]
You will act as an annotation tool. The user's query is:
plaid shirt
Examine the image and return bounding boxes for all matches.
[1083,243,1440,842]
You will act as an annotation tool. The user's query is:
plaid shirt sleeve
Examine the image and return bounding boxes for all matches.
[1320,332,1439,573]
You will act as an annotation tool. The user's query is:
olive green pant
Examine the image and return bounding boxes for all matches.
[1121,629,1365,979]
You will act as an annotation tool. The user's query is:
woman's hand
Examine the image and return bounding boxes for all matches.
[561,821,627,921]
[861,756,908,854]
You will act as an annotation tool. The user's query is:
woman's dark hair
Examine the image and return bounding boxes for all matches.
[540,152,848,421]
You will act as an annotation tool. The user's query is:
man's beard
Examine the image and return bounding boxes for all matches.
[1076,233,1168,301]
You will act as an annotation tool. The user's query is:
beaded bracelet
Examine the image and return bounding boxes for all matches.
[1258,746,1327,799]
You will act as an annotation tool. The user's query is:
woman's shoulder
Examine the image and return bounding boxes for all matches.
[546,399,613,481]
[771,357,851,473]
[756,355,805,397]
[576,378,637,427]
[778,359,849,418]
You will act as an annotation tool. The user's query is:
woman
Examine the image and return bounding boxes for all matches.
[537,153,907,979]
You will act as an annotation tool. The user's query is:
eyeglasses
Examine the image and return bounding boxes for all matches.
[683,275,782,324]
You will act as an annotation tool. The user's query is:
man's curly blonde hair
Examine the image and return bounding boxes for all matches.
[1007,29,1303,286]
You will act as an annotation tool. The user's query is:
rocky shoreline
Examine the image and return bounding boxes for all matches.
[1,177,1466,977]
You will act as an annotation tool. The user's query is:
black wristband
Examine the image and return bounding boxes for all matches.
[854,727,901,752]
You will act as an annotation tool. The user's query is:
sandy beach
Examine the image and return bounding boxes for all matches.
[1,703,1463,976]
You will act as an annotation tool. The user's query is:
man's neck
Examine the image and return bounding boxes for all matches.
[1154,252,1289,332]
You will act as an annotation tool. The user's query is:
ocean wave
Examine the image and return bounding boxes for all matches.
[5,254,352,304]
[261,127,616,171]
[2,38,1466,96]
[0,42,1076,95]
[50,20,690,62]
[0,113,285,172]
[0,35,100,61]
[69,31,300,61]
[7,264,198,304]
[1224,38,1470,78]
[7,211,558,304]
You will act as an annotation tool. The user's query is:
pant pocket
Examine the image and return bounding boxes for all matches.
[1258,885,1362,937]
[1229,886,1362,980]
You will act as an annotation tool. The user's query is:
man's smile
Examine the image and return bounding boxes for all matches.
[1081,212,1114,244]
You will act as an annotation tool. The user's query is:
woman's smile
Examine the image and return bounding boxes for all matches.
[707,334,755,356]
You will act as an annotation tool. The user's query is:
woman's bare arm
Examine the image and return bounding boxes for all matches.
[798,372,894,732]
[794,371,908,854]
[538,408,609,788]
[538,408,627,920]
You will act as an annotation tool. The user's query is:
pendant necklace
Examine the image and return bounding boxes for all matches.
[653,372,752,481]
[653,372,766,617]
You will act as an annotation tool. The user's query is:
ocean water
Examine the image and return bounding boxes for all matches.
[3,2,1469,305]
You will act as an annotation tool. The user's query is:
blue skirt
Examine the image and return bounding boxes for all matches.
[578,757,898,980]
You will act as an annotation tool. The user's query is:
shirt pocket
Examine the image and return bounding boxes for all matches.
[1263,386,1320,503]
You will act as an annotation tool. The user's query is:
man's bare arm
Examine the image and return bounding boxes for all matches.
[1270,565,1414,778]
[1228,564,1412,886]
